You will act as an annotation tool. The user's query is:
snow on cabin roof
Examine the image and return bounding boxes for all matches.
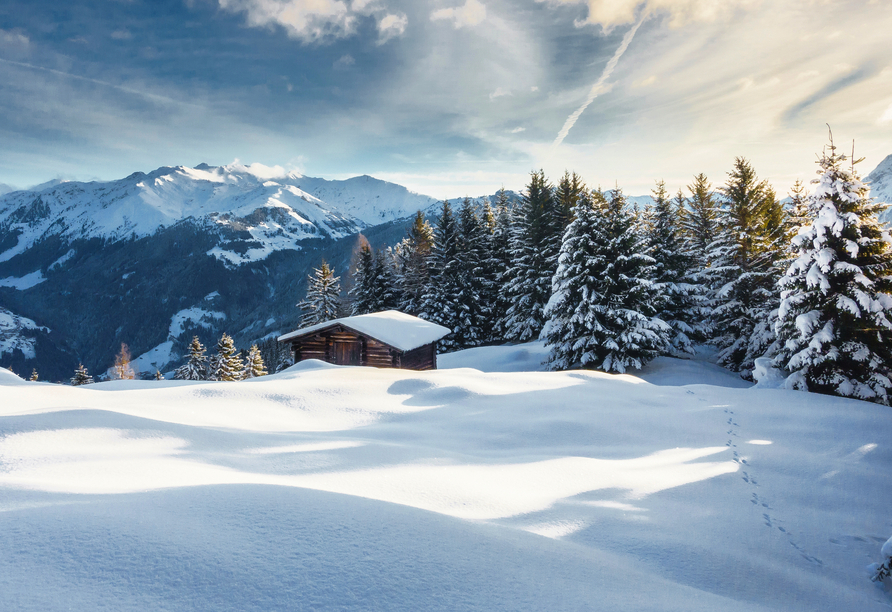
[277,310,451,352]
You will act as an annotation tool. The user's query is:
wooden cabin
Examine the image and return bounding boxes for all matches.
[277,310,451,370]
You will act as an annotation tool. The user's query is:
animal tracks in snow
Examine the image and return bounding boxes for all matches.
[721,407,823,566]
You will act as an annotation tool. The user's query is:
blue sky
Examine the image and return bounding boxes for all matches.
[1,0,891,198]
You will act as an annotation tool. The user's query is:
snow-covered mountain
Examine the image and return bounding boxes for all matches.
[0,163,439,267]
[866,154,892,222]
[0,163,507,379]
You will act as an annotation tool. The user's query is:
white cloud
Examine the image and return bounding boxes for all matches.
[489,87,511,100]
[880,102,892,125]
[212,0,407,43]
[377,13,408,44]
[333,53,355,69]
[110,29,133,40]
[510,126,526,133]
[0,29,29,47]
[431,0,487,28]
[540,0,761,29]
[214,0,355,41]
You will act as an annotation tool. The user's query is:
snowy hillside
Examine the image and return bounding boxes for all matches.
[867,154,892,223]
[1,346,890,611]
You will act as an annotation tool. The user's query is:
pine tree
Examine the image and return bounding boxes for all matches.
[396,211,434,316]
[112,343,136,380]
[350,242,378,315]
[175,336,208,381]
[488,191,515,342]
[646,180,709,355]
[774,138,892,404]
[29,368,38,382]
[543,188,669,372]
[419,200,462,350]
[374,248,400,311]
[501,170,562,341]
[705,158,777,375]
[681,173,719,269]
[555,171,585,230]
[453,198,489,348]
[300,260,341,326]
[243,344,268,378]
[154,370,164,381]
[71,363,94,386]
[212,333,244,382]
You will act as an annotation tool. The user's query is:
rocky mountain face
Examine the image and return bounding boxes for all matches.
[0,163,505,380]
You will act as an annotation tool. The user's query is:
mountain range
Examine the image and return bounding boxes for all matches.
[0,163,505,380]
[1,155,890,381]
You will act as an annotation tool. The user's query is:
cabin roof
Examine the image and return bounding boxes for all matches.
[277,310,451,352]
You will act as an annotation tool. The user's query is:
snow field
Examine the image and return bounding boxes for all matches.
[0,350,890,610]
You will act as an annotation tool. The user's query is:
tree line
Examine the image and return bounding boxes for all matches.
[300,135,892,405]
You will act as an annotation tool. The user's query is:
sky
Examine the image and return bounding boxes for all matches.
[0,0,891,199]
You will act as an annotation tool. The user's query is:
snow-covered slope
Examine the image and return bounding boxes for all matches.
[0,306,48,360]
[0,347,890,610]
[866,154,892,223]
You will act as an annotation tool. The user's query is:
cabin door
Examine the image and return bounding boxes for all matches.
[333,340,362,366]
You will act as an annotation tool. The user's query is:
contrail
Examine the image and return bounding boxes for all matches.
[550,14,647,153]
[0,57,204,109]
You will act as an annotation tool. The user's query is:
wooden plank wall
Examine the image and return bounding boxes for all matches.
[284,328,437,370]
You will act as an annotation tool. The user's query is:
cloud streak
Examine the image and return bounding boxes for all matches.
[431,0,487,29]
[549,13,645,153]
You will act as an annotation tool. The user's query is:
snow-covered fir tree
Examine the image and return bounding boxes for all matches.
[374,248,400,311]
[211,333,244,382]
[742,186,789,368]
[350,241,378,316]
[705,158,777,376]
[419,200,462,350]
[395,211,434,316]
[774,138,892,404]
[71,363,94,386]
[243,344,268,378]
[487,191,515,342]
[554,171,585,232]
[646,180,709,356]
[680,173,719,269]
[501,170,563,342]
[175,336,207,381]
[300,260,341,326]
[452,198,490,348]
[542,188,669,372]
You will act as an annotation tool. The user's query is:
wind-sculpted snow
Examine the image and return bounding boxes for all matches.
[0,351,890,611]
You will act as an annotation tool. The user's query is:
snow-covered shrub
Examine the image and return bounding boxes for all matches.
[868,535,892,585]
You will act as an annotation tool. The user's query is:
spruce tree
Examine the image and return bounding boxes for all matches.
[154,370,164,381]
[774,139,892,404]
[555,171,585,230]
[350,241,377,316]
[244,344,268,378]
[705,158,776,375]
[112,343,136,380]
[373,248,400,311]
[300,260,341,326]
[501,170,562,341]
[453,198,489,348]
[488,191,515,342]
[71,364,94,386]
[175,336,208,381]
[29,368,38,382]
[419,200,462,349]
[681,173,718,269]
[543,188,669,372]
[396,211,434,316]
[212,333,244,381]
[646,180,709,355]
